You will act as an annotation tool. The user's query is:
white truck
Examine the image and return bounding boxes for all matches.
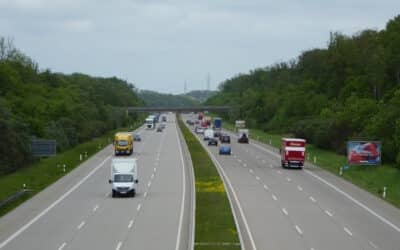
[145,117,155,129]
[108,158,138,197]
[204,129,214,140]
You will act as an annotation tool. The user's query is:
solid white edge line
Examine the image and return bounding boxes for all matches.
[190,122,256,250]
[242,135,400,233]
[305,169,400,233]
[0,155,111,249]
[175,118,187,250]
[58,242,67,250]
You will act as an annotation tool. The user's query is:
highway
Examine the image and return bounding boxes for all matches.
[182,114,400,250]
[0,113,194,250]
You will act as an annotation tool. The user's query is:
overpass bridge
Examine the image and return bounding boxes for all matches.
[127,106,230,113]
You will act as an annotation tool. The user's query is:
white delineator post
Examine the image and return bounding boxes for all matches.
[383,187,387,199]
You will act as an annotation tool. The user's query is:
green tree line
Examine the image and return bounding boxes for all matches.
[206,15,400,166]
[138,89,200,107]
[0,38,142,175]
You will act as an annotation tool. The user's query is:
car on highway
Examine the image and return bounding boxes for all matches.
[109,158,138,197]
[208,138,218,146]
[195,126,204,134]
[133,134,141,141]
[204,129,214,140]
[220,134,230,143]
[219,145,231,155]
[156,126,163,132]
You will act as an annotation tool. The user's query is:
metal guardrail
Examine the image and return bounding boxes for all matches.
[0,188,32,209]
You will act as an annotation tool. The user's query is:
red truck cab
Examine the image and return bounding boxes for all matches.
[280,138,306,168]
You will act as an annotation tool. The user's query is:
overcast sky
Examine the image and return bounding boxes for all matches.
[0,0,398,94]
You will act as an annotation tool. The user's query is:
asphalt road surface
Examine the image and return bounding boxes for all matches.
[0,113,194,250]
[183,114,400,250]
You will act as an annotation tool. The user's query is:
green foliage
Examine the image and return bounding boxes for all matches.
[207,15,400,164]
[178,117,239,249]
[0,38,142,175]
[138,90,200,107]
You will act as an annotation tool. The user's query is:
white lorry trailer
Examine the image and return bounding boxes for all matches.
[109,158,138,197]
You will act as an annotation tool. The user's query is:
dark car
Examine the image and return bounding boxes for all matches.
[133,134,141,141]
[208,138,218,146]
[214,130,221,138]
[156,126,163,132]
[220,134,230,143]
[219,145,231,155]
[238,134,249,143]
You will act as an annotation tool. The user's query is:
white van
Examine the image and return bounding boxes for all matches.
[109,158,138,197]
[204,129,214,140]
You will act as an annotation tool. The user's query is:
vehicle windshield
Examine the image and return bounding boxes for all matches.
[117,140,128,146]
[114,174,133,183]
[146,120,153,124]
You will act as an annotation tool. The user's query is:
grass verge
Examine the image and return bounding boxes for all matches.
[0,122,143,217]
[178,117,240,250]
[220,119,400,208]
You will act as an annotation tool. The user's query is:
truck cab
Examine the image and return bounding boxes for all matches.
[114,132,133,155]
[280,138,306,168]
[145,118,155,129]
[109,158,138,197]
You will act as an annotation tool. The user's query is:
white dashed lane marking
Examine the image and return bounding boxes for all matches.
[128,220,134,229]
[137,204,142,211]
[116,241,123,250]
[93,204,99,212]
[282,208,288,216]
[295,225,303,235]
[58,242,67,250]
[272,194,278,201]
[297,185,303,191]
[263,185,269,190]
[344,227,353,237]
[77,221,85,230]
[255,176,260,181]
[310,196,316,203]
[325,210,333,217]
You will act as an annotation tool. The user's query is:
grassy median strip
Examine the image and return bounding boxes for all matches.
[220,119,400,208]
[0,123,142,217]
[178,118,240,250]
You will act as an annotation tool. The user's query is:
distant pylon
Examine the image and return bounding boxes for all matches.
[184,81,187,93]
[207,73,210,90]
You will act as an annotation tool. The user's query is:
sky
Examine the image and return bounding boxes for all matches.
[0,0,399,94]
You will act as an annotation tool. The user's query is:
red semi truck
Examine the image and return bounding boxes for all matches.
[280,138,306,168]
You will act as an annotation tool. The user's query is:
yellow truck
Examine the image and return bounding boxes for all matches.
[114,132,133,155]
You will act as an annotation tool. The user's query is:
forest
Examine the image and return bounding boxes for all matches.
[206,15,400,166]
[0,38,142,175]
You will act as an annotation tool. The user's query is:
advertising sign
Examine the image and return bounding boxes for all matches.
[347,141,381,165]
[31,139,57,157]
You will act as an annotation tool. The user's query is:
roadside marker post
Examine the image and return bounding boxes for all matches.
[313,156,317,164]
[80,154,82,161]
[339,167,343,176]
[383,187,387,199]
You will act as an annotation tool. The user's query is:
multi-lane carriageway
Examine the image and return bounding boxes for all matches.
[0,114,194,250]
[1,113,400,250]
[181,114,400,250]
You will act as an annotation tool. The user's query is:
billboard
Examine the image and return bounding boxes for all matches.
[31,139,57,157]
[347,141,381,165]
